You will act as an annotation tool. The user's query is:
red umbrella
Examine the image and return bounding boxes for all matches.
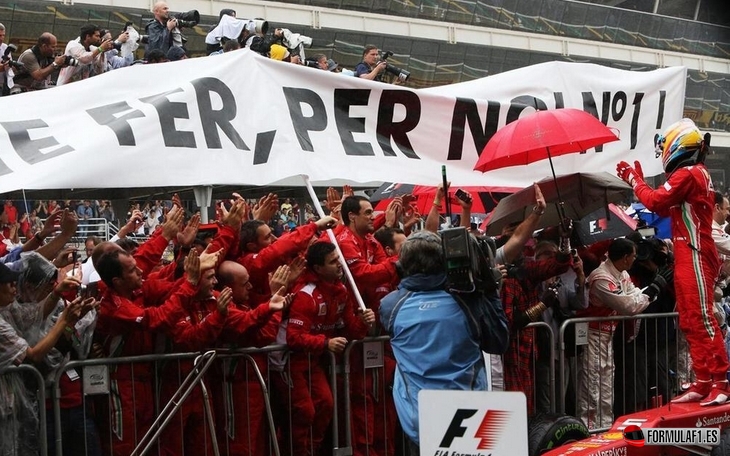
[474,108,619,227]
[474,108,620,173]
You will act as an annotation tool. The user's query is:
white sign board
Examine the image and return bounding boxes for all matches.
[419,390,528,455]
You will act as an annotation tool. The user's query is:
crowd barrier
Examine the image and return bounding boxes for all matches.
[0,311,693,454]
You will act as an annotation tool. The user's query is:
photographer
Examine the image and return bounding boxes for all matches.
[12,33,67,92]
[355,45,387,81]
[380,231,497,455]
[144,1,196,58]
[57,23,116,85]
[0,23,13,95]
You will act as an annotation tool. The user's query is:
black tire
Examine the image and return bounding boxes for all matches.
[528,413,590,456]
[712,429,730,456]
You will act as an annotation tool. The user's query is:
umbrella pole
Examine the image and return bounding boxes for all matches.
[547,150,569,231]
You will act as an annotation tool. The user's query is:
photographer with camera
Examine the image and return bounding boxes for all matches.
[144,1,197,59]
[12,33,67,92]
[356,45,387,81]
[57,23,116,85]
[0,23,14,95]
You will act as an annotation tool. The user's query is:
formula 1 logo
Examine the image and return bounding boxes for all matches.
[439,409,510,450]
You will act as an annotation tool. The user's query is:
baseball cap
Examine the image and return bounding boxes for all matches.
[0,263,20,284]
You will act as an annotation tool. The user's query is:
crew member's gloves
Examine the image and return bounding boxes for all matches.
[616,161,643,188]
[643,272,669,301]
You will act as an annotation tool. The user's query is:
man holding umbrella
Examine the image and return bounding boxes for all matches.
[617,118,729,406]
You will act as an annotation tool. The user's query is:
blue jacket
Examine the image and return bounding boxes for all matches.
[379,273,487,444]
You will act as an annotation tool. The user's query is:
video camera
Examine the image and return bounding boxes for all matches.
[1,44,23,70]
[441,227,502,294]
[380,50,410,82]
[171,10,200,29]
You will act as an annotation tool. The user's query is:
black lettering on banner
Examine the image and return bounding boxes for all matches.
[253,130,277,165]
[447,98,500,160]
[87,101,146,146]
[140,88,196,148]
[439,409,478,447]
[553,92,565,109]
[191,77,247,150]
[656,90,666,128]
[506,95,548,124]
[0,120,74,174]
[376,90,420,158]
[582,91,609,153]
[611,91,627,121]
[334,88,374,156]
[630,92,643,150]
[283,87,327,152]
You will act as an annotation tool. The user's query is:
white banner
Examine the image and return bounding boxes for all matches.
[0,50,685,192]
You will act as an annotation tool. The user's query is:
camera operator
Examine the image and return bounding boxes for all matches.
[379,231,495,455]
[57,24,116,85]
[12,33,67,92]
[356,45,387,81]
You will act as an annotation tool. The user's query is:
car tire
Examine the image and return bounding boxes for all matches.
[528,413,590,456]
[712,428,730,456]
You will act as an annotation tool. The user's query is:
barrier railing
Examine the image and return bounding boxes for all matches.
[0,364,48,456]
[558,312,682,433]
[4,312,689,454]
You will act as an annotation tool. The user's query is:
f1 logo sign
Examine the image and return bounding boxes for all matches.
[439,408,511,450]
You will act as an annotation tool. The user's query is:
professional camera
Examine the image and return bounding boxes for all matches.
[441,227,502,294]
[242,18,269,35]
[172,10,200,28]
[304,59,320,69]
[380,50,410,82]
[1,44,23,70]
[63,55,79,67]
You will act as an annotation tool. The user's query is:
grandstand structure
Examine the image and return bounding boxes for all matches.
[0,0,728,192]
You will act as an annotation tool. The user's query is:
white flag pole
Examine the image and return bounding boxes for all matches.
[301,175,367,311]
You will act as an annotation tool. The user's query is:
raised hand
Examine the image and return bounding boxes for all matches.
[269,285,293,312]
[199,248,222,271]
[40,210,63,238]
[184,249,201,286]
[253,193,279,222]
[161,205,184,241]
[385,197,403,227]
[59,209,79,236]
[533,183,546,214]
[616,161,641,188]
[217,287,233,316]
[315,215,337,232]
[287,256,306,286]
[177,213,201,247]
[268,265,291,293]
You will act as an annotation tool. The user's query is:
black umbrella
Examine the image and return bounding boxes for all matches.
[484,172,632,235]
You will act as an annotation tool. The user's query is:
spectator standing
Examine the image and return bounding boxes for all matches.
[77,200,93,236]
[3,200,17,224]
[576,238,656,429]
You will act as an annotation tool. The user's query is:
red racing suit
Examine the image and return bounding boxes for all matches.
[633,164,729,381]
[277,272,369,456]
[160,291,278,456]
[336,226,398,455]
[239,222,319,306]
[95,279,196,456]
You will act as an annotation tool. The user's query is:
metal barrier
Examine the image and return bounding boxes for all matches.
[28,313,686,453]
[0,364,48,456]
[558,312,682,432]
